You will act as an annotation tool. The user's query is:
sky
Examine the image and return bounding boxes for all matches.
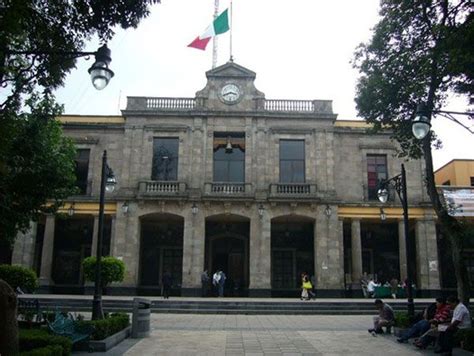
[54,0,473,171]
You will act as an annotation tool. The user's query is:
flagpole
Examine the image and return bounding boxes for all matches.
[212,0,219,68]
[229,0,233,61]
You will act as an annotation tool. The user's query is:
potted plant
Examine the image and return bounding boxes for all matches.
[393,311,411,337]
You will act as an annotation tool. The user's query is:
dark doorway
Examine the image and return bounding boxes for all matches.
[205,216,249,297]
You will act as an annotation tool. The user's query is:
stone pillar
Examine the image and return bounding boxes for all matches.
[415,218,441,291]
[350,219,363,286]
[314,205,344,296]
[109,216,116,256]
[398,219,407,281]
[39,215,55,286]
[112,204,140,289]
[12,222,37,268]
[90,215,100,257]
[249,209,271,296]
[181,207,205,296]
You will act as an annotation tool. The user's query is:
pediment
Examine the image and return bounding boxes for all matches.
[205,61,256,80]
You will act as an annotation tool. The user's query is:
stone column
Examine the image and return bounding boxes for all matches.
[415,218,441,291]
[314,205,344,296]
[109,216,116,256]
[112,204,140,288]
[12,222,37,268]
[90,215,99,257]
[39,215,55,286]
[249,208,271,296]
[398,219,407,281]
[181,207,205,296]
[350,219,363,286]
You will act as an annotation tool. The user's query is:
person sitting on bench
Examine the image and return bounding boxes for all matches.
[368,299,394,335]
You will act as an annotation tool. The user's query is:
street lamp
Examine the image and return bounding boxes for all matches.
[412,103,473,140]
[377,163,414,317]
[92,150,116,320]
[6,44,114,90]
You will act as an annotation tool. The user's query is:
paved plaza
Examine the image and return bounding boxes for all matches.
[82,314,442,356]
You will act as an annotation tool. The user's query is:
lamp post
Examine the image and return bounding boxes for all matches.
[92,150,116,320]
[377,163,414,317]
[6,44,114,90]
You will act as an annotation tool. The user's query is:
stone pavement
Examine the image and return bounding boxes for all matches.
[78,314,442,356]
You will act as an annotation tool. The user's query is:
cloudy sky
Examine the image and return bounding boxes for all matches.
[54,0,473,170]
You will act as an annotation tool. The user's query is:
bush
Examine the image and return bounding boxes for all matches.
[455,327,474,352]
[82,256,125,286]
[19,328,71,356]
[394,311,411,328]
[77,312,129,340]
[20,345,63,356]
[0,264,38,292]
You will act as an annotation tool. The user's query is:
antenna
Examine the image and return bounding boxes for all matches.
[230,0,233,61]
[212,0,219,68]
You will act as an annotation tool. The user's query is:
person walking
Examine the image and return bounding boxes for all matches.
[201,270,210,297]
[212,270,221,296]
[162,270,172,299]
[217,270,226,297]
[301,274,314,300]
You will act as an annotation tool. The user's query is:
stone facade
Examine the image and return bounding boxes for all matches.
[12,62,441,297]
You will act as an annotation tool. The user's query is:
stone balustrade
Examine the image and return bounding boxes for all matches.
[138,181,187,196]
[269,183,317,197]
[204,182,253,196]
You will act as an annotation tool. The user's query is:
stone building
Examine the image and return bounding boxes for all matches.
[12,62,442,297]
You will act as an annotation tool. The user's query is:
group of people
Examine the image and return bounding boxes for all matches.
[201,269,227,297]
[362,274,412,299]
[368,296,471,354]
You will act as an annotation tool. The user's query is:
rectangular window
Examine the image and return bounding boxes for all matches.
[280,140,305,183]
[367,154,387,200]
[74,149,90,195]
[213,133,245,182]
[152,138,179,180]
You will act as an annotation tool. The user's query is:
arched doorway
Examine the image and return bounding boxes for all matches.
[139,213,184,295]
[205,214,249,296]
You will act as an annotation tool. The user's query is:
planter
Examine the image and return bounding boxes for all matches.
[76,326,131,352]
[393,327,408,338]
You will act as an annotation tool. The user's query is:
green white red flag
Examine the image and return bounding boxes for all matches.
[188,9,230,50]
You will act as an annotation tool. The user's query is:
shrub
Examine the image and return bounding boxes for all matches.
[20,345,63,356]
[82,256,125,286]
[394,311,411,328]
[19,328,71,356]
[455,327,474,352]
[0,264,38,292]
[77,312,130,340]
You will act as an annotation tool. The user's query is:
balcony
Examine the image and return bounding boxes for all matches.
[204,182,253,198]
[269,183,318,199]
[138,181,187,198]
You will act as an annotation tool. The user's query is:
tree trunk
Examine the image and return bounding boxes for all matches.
[423,138,471,305]
[0,279,18,356]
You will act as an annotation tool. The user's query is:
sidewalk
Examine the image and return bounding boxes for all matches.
[77,314,442,355]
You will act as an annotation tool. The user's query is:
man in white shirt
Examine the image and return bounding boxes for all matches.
[435,295,472,353]
[367,278,378,298]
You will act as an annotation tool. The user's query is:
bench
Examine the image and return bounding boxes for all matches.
[47,312,95,347]
[17,298,43,323]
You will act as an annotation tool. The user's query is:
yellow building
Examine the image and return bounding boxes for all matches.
[434,159,474,187]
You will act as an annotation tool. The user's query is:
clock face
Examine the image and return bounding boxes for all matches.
[220,83,241,104]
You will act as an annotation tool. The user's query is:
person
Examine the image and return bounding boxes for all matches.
[389,277,399,299]
[161,270,172,299]
[368,299,395,335]
[433,295,471,354]
[397,297,450,343]
[360,273,369,298]
[212,270,221,296]
[367,278,378,298]
[201,270,210,297]
[217,270,226,297]
[301,274,315,300]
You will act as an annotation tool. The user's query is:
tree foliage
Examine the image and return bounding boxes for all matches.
[354,0,473,302]
[83,256,126,287]
[0,0,160,255]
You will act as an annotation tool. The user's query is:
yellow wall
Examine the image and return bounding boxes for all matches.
[435,160,474,186]
[58,115,124,124]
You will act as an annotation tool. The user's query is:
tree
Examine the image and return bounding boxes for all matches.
[0,0,160,259]
[83,256,126,287]
[353,0,473,303]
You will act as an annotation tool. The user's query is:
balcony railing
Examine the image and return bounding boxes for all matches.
[263,99,332,113]
[270,183,317,197]
[138,181,187,196]
[204,182,253,196]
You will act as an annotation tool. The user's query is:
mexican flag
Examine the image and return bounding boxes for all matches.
[188,9,230,50]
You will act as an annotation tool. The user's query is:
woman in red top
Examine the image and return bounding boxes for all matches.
[413,297,452,348]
